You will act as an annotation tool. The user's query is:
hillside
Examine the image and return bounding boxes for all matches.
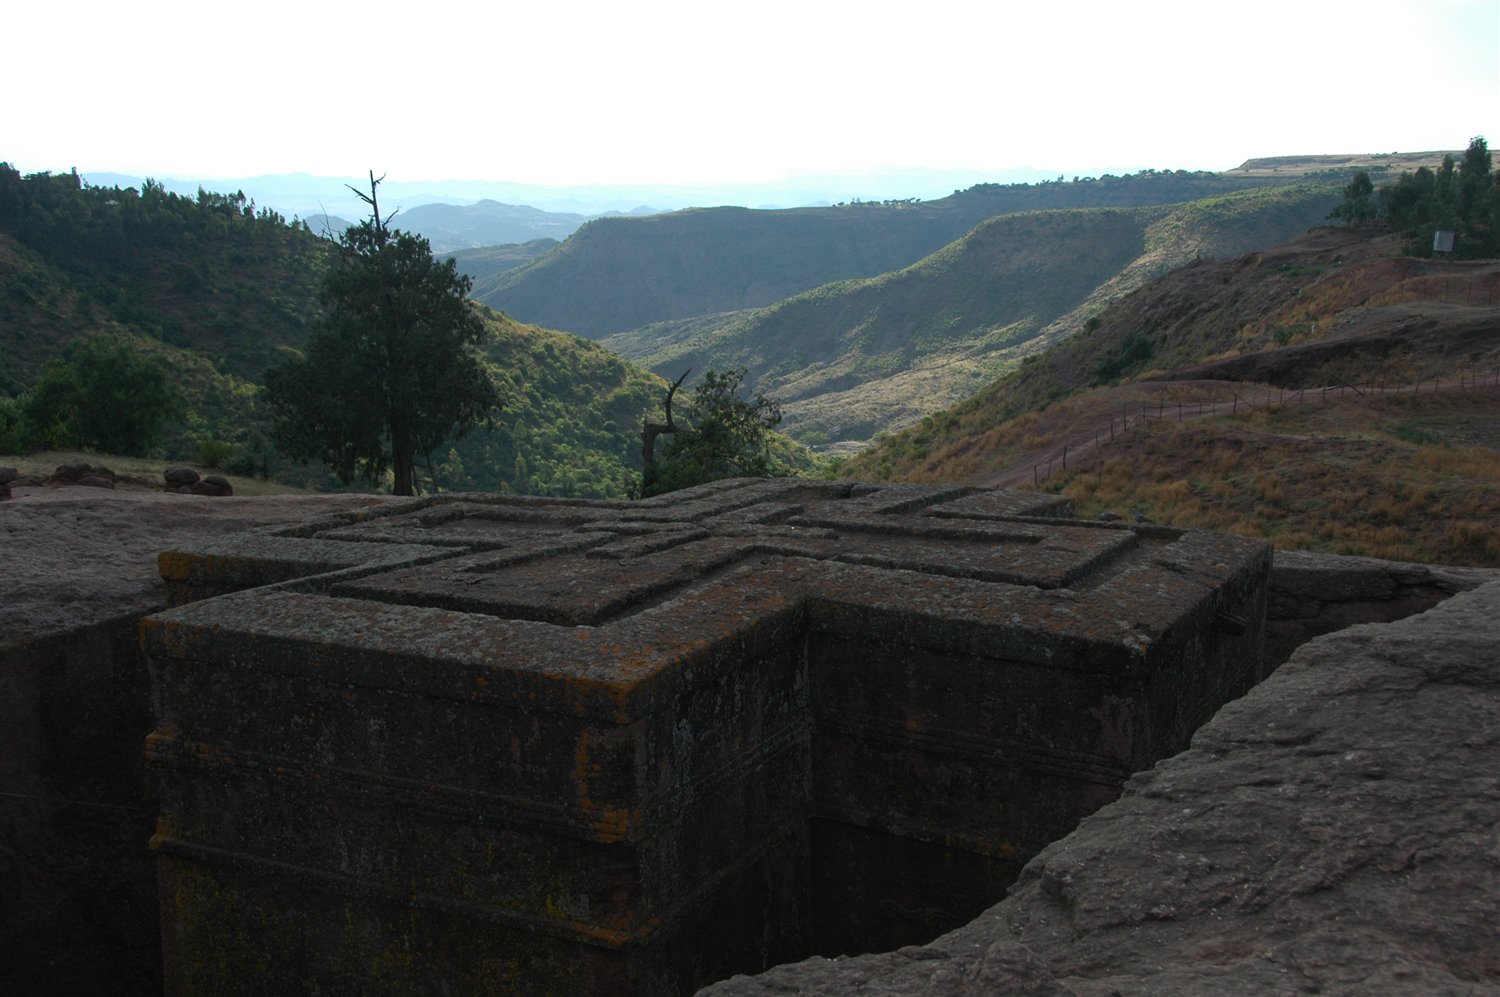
[0,166,794,499]
[0,168,330,395]
[476,171,1320,339]
[1229,150,1455,176]
[603,183,1343,446]
[842,224,1500,566]
[357,306,668,498]
[446,239,558,282]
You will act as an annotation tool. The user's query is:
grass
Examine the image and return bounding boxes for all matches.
[1032,391,1500,567]
[7,449,317,497]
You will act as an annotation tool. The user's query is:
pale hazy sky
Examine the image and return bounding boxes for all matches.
[2,0,1496,187]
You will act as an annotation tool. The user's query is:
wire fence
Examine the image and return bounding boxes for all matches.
[1030,365,1500,487]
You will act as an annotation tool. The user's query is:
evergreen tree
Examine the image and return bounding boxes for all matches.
[1377,136,1495,257]
[264,174,501,495]
[1329,170,1377,225]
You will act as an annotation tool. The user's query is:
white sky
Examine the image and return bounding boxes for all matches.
[2,0,1496,187]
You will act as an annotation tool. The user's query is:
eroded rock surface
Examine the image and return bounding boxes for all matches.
[701,579,1500,996]
[0,490,407,646]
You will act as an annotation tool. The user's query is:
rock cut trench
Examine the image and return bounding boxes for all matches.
[142,480,1271,996]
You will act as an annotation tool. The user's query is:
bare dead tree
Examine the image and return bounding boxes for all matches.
[346,170,399,242]
[642,369,691,466]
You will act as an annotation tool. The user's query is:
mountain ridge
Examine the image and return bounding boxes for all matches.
[602,183,1344,446]
[478,171,1340,340]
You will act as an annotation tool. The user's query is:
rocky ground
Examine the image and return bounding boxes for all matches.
[702,579,1500,996]
[5,483,1496,995]
[0,484,408,647]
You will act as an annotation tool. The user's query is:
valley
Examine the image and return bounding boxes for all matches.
[4,148,1496,567]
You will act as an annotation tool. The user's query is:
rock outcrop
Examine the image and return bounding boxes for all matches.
[1,490,409,997]
[3,487,1494,997]
[701,579,1500,996]
[45,461,117,489]
[162,467,233,496]
[1264,549,1497,667]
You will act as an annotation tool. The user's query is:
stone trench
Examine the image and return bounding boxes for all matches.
[2,479,1495,996]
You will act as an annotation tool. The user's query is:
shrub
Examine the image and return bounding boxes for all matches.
[190,438,237,468]
[1091,334,1154,385]
[20,334,181,456]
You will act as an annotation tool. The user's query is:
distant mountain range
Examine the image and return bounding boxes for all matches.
[73,167,1073,220]
[76,173,643,252]
[279,202,595,255]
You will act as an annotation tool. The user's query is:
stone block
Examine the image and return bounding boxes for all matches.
[141,480,1271,996]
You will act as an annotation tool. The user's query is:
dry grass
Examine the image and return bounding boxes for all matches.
[1033,391,1500,567]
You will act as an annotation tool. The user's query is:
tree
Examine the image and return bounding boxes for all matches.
[639,368,782,497]
[1457,136,1494,253]
[1329,170,1377,225]
[15,333,180,455]
[264,173,501,495]
[1377,136,1496,257]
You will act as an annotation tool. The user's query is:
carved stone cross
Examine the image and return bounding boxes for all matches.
[144,479,1269,996]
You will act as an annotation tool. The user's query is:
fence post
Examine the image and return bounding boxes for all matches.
[1062,445,1068,470]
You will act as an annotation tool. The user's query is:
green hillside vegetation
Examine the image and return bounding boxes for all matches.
[1374,136,1499,258]
[605,183,1342,447]
[0,165,329,395]
[265,310,821,497]
[477,170,1325,339]
[0,164,818,498]
[431,308,667,497]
